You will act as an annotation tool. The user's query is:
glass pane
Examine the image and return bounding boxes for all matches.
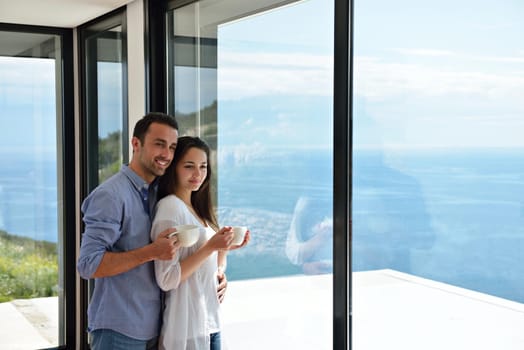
[97,26,124,183]
[168,1,334,349]
[353,0,524,348]
[85,24,125,187]
[0,31,63,349]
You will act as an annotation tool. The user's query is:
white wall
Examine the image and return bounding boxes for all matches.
[126,0,146,160]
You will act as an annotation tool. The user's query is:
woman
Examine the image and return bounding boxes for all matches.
[151,136,249,350]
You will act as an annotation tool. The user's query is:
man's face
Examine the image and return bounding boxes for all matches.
[131,122,178,183]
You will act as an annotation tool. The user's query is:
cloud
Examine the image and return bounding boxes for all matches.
[392,47,524,64]
[217,51,333,100]
[0,56,55,81]
[474,55,524,64]
[353,51,524,149]
[392,48,456,57]
[0,57,56,104]
[354,55,524,101]
[217,143,269,166]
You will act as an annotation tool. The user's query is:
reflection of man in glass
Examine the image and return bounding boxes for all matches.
[352,97,435,273]
[286,196,333,275]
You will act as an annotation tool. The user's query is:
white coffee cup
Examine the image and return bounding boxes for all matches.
[231,226,247,245]
[169,224,200,247]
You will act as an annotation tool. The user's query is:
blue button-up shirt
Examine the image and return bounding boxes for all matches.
[77,165,160,340]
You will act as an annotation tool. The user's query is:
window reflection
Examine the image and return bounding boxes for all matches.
[287,195,333,275]
[353,0,524,310]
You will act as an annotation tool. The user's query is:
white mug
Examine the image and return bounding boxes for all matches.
[231,226,247,245]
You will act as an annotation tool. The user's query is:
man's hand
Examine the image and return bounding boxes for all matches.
[151,227,180,260]
[92,227,179,278]
[217,270,227,303]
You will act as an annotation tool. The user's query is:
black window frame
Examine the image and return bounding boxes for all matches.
[333,0,351,348]
[0,22,76,350]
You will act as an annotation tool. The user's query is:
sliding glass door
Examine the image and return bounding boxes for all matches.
[160,0,336,348]
[352,0,524,348]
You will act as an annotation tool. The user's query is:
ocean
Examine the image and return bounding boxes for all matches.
[352,148,524,303]
[1,148,524,303]
[0,152,58,243]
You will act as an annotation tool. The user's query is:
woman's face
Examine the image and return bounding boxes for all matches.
[175,146,208,193]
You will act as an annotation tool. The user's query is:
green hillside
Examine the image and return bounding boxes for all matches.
[0,230,58,303]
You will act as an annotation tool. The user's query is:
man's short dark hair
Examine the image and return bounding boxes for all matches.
[133,112,179,143]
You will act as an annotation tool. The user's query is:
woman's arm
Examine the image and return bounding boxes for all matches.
[217,250,228,276]
[152,218,184,291]
[178,226,233,282]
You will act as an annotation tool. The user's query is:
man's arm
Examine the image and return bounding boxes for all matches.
[92,227,179,278]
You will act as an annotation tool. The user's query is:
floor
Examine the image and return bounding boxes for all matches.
[3,269,524,349]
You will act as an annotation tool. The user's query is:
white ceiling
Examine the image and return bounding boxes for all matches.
[0,0,134,28]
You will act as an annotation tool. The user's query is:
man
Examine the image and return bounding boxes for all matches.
[77,112,181,350]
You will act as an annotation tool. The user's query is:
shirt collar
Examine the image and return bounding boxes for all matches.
[121,164,150,193]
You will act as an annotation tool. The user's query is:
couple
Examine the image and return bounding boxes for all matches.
[77,112,250,350]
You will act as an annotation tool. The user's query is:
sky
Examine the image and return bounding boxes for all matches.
[353,0,524,150]
[0,57,56,155]
[215,0,334,151]
[2,0,524,154]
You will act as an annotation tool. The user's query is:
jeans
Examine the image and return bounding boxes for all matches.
[90,329,158,350]
[210,332,221,350]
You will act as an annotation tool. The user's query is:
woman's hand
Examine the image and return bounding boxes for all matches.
[206,226,235,251]
[227,230,251,250]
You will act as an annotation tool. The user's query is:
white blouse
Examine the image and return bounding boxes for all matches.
[151,194,221,350]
